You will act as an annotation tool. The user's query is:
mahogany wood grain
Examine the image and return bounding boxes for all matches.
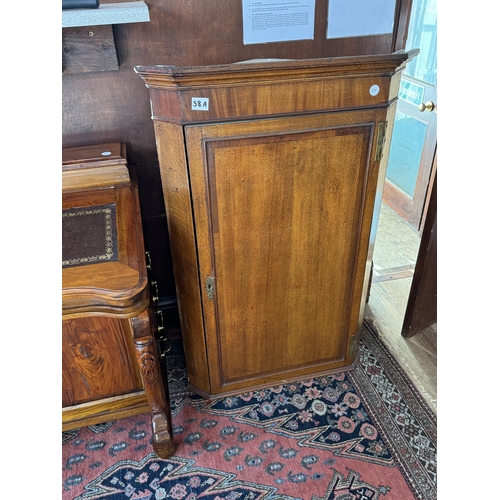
[136,52,417,126]
[137,54,415,396]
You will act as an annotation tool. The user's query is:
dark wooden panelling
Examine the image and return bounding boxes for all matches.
[63,25,119,74]
[135,163,167,218]
[115,0,392,69]
[63,0,413,164]
[62,69,158,166]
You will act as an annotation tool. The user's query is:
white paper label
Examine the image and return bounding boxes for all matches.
[192,97,209,111]
[242,0,315,45]
[369,85,380,96]
[327,0,397,39]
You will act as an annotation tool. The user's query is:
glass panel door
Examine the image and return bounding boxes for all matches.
[383,0,437,230]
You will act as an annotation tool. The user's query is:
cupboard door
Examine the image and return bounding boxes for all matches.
[62,316,142,406]
[185,110,386,394]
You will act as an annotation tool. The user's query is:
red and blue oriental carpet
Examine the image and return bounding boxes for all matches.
[62,320,437,500]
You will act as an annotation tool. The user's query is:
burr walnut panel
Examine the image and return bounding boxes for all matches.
[62,316,141,407]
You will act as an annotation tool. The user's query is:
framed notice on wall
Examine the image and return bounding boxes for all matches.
[242,0,316,45]
[326,0,397,39]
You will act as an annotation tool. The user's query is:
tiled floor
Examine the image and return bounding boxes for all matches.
[364,203,437,411]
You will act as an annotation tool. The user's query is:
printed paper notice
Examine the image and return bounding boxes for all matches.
[242,0,315,45]
[326,0,397,39]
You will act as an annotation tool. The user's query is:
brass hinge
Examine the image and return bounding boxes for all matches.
[348,335,358,358]
[375,121,387,161]
[205,276,215,301]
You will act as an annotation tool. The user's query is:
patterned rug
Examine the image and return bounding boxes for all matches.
[62,320,437,500]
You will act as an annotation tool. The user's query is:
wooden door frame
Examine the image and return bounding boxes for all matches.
[402,147,437,337]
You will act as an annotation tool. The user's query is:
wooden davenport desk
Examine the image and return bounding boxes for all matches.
[62,143,174,459]
[135,53,416,399]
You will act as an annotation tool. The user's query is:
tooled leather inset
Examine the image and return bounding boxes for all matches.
[62,203,118,267]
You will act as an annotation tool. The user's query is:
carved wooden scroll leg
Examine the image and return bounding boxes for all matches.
[131,311,175,459]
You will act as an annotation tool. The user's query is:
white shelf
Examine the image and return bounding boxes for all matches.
[62,1,150,28]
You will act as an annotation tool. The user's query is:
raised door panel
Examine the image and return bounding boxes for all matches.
[185,110,385,394]
[62,316,143,406]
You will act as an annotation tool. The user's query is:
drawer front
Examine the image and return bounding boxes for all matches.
[62,316,142,407]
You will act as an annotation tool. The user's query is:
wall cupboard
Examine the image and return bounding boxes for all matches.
[135,53,416,398]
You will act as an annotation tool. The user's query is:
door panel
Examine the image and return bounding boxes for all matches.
[185,110,384,392]
[383,0,437,230]
[207,135,294,380]
[287,130,371,368]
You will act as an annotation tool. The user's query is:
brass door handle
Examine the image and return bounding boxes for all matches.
[418,100,436,113]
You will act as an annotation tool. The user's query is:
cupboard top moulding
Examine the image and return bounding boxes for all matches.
[134,51,418,126]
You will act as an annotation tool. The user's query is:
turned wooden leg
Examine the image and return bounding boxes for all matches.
[131,310,175,459]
